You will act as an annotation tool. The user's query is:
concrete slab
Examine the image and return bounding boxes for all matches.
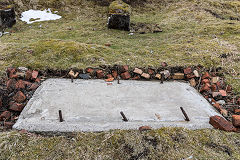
[13,79,221,132]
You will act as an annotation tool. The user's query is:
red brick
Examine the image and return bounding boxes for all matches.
[13,91,26,103]
[9,103,24,112]
[96,70,104,79]
[201,79,210,84]
[16,80,25,89]
[112,70,118,79]
[141,73,150,79]
[186,74,195,79]
[0,111,11,121]
[121,72,131,80]
[86,68,94,74]
[139,126,152,131]
[23,81,32,87]
[25,70,32,80]
[202,72,211,79]
[6,79,17,90]
[211,84,217,92]
[121,65,129,72]
[133,68,143,75]
[32,70,39,79]
[8,68,17,79]
[4,121,14,129]
[147,69,155,75]
[35,78,41,83]
[105,78,114,82]
[232,115,240,127]
[235,109,240,114]
[132,75,140,80]
[7,67,16,75]
[172,73,184,80]
[219,90,227,97]
[184,67,192,75]
[29,83,39,90]
[209,115,236,132]
[200,84,211,92]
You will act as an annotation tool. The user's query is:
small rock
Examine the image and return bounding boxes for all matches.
[18,67,28,72]
[212,77,219,84]
[25,70,32,80]
[79,74,90,79]
[201,79,210,84]
[193,70,200,77]
[0,111,11,121]
[120,65,129,72]
[232,115,240,127]
[209,115,236,132]
[132,75,140,80]
[16,80,25,89]
[212,92,221,97]
[139,126,152,131]
[160,70,170,79]
[96,70,105,79]
[141,73,150,79]
[189,78,196,87]
[121,72,131,80]
[200,84,211,92]
[184,67,192,75]
[86,68,94,74]
[68,70,79,78]
[9,103,24,112]
[147,69,155,75]
[133,68,143,75]
[32,70,39,79]
[155,74,161,80]
[217,100,226,105]
[7,79,17,90]
[16,72,25,78]
[13,91,26,103]
[172,73,184,80]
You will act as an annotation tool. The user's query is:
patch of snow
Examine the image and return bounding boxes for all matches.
[20,9,62,24]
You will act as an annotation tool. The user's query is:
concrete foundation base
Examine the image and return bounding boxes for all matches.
[13,79,221,132]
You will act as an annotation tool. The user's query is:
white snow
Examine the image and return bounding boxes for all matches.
[20,9,62,24]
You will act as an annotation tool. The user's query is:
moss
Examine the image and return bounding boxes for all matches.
[109,0,131,15]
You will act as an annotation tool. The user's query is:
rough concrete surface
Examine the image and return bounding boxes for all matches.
[13,79,222,132]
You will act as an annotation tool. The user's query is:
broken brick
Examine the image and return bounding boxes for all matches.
[201,79,210,84]
[112,70,118,79]
[13,91,26,103]
[132,75,140,80]
[7,79,17,90]
[86,68,94,74]
[226,85,232,93]
[107,74,113,79]
[133,68,143,75]
[220,109,228,117]
[202,72,211,79]
[184,67,192,75]
[212,92,221,98]
[213,103,222,110]
[147,69,155,75]
[235,109,240,114]
[121,72,131,80]
[186,74,195,79]
[172,73,185,80]
[4,121,14,129]
[105,77,114,82]
[16,80,25,89]
[96,70,105,79]
[32,70,39,79]
[0,111,11,121]
[25,70,32,80]
[139,126,152,131]
[211,84,217,92]
[189,78,196,87]
[9,103,24,112]
[200,84,211,92]
[219,90,227,97]
[155,74,161,80]
[209,115,236,132]
[29,83,39,90]
[232,115,240,127]
[141,73,150,79]
[121,65,129,72]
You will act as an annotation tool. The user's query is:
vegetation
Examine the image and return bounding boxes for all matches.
[109,0,131,15]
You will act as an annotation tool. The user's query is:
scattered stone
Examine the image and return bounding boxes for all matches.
[147,69,155,75]
[211,84,217,92]
[172,73,184,80]
[202,72,211,79]
[212,77,219,84]
[232,115,240,127]
[220,109,228,117]
[86,68,94,74]
[200,84,211,92]
[96,70,105,79]
[120,65,129,72]
[16,72,25,78]
[189,78,196,87]
[235,109,240,114]
[121,71,131,79]
[213,103,222,110]
[139,126,152,131]
[79,74,90,79]
[184,67,192,75]
[32,70,39,79]
[212,92,221,98]
[141,73,150,79]
[6,79,17,90]
[0,111,11,121]
[202,79,210,84]
[193,70,200,77]
[107,74,113,79]
[13,91,26,103]
[160,70,170,79]
[68,70,79,78]
[9,103,24,112]
[16,80,25,89]
[131,75,140,80]
[155,74,161,80]
[25,70,32,80]
[209,115,236,132]
[133,68,143,75]
[219,90,227,97]
[217,100,226,105]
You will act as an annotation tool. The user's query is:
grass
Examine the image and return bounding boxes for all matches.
[0,128,240,159]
